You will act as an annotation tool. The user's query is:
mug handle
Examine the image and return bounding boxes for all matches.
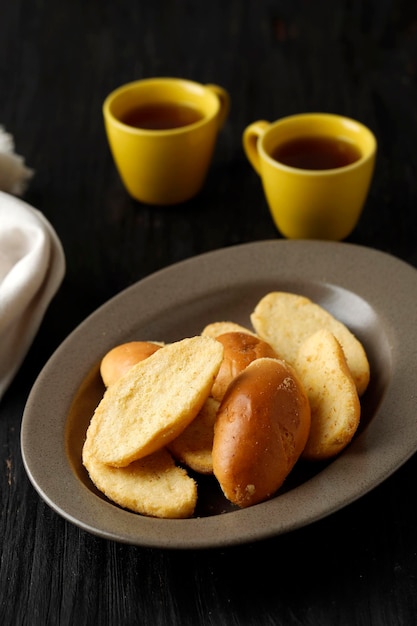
[206,84,230,129]
[242,120,270,175]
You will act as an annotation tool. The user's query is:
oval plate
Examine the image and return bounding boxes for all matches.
[21,240,417,549]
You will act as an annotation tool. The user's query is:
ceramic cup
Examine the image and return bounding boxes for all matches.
[243,113,377,240]
[103,77,230,205]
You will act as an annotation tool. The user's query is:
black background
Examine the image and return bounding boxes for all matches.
[1,1,417,624]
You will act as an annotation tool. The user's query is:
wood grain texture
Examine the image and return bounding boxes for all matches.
[1,0,417,624]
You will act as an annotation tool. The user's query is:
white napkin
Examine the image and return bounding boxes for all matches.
[0,126,34,195]
[0,132,66,401]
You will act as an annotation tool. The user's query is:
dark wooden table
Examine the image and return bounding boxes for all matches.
[1,1,417,624]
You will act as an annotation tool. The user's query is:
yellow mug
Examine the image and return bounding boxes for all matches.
[243,113,377,240]
[103,77,230,205]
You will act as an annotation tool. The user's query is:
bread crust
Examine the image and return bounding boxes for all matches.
[211,332,279,401]
[100,341,163,387]
[212,357,311,508]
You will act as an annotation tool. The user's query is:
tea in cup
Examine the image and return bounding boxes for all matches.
[103,77,230,205]
[243,113,377,240]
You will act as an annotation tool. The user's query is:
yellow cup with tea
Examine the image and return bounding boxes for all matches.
[243,113,377,240]
[103,77,230,205]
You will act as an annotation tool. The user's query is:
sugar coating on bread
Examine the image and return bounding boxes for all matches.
[86,336,224,467]
[82,442,197,518]
[212,357,311,508]
[168,396,220,474]
[251,291,370,396]
[294,328,361,460]
[201,320,257,339]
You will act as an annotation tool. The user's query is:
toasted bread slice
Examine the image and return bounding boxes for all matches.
[86,336,224,467]
[294,328,361,460]
[251,291,370,396]
[201,320,256,339]
[82,443,197,518]
[168,396,220,474]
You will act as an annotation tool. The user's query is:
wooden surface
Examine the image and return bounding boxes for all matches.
[1,1,417,624]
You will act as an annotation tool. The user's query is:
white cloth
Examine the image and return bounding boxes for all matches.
[0,126,34,195]
[0,191,66,401]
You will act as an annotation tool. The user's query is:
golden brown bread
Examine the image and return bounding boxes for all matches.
[212,357,311,508]
[85,336,224,467]
[81,289,370,518]
[251,291,370,396]
[211,332,280,401]
[201,320,256,339]
[168,396,220,474]
[294,328,361,460]
[100,341,162,387]
[82,442,197,518]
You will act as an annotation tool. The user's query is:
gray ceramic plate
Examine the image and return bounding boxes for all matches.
[21,240,417,549]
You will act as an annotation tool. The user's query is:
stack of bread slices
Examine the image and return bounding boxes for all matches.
[82,292,370,518]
